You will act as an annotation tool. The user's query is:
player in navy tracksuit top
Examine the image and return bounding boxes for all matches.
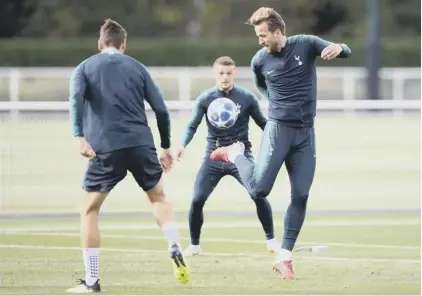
[176,56,279,257]
[211,8,351,279]
[67,19,190,293]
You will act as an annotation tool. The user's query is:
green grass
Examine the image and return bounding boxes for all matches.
[1,215,420,295]
[0,113,420,294]
[0,113,420,214]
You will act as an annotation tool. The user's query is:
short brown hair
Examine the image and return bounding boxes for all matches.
[213,56,235,67]
[248,7,286,34]
[100,19,127,48]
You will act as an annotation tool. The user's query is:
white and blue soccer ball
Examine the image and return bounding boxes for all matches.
[207,97,241,129]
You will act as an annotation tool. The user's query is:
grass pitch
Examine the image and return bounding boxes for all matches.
[0,113,420,294]
[1,214,421,295]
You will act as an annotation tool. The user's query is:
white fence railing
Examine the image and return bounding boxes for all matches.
[0,67,420,115]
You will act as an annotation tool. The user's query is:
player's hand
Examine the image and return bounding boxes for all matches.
[77,137,96,159]
[175,146,185,161]
[321,44,343,60]
[160,148,175,173]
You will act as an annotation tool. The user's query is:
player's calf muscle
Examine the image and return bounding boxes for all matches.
[146,179,175,227]
[238,169,272,199]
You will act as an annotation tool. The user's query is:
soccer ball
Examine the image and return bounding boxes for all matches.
[207,97,240,129]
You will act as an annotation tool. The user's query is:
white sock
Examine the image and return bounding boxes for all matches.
[162,222,181,249]
[228,151,242,163]
[227,143,245,163]
[82,248,99,286]
[266,238,278,252]
[278,248,293,261]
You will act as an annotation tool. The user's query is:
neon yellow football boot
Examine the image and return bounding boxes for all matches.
[170,243,190,284]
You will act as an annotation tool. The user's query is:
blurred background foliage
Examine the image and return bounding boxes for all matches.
[0,0,420,66]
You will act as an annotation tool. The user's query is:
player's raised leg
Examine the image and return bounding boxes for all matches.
[228,156,278,254]
[273,127,316,280]
[127,145,190,284]
[67,152,127,293]
[211,121,292,199]
[185,159,223,256]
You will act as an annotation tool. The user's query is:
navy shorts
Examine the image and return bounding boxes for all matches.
[83,145,162,193]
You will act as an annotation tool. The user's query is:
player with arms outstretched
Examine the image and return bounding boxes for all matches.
[66,19,190,293]
[210,8,352,279]
[176,56,278,256]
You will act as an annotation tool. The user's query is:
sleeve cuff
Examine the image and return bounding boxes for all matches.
[161,142,171,149]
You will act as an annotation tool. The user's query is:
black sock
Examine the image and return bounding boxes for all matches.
[253,197,275,240]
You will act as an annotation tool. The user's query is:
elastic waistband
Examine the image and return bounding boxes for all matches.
[267,117,314,128]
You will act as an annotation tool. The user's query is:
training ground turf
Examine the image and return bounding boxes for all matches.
[0,113,420,295]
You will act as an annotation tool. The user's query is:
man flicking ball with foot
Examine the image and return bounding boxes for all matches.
[210,7,352,280]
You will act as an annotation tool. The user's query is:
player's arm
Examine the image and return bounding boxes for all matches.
[140,65,171,150]
[176,94,206,160]
[249,94,267,131]
[69,63,85,138]
[306,35,352,60]
[182,96,206,148]
[69,63,96,159]
[251,54,269,99]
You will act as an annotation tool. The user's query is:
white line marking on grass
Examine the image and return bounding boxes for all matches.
[4,231,421,250]
[43,295,421,296]
[26,295,416,296]
[2,219,419,233]
[0,244,164,254]
[0,244,419,264]
[50,294,370,296]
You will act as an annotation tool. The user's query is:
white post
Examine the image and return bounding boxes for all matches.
[392,70,404,116]
[177,68,191,116]
[343,70,356,116]
[9,68,20,120]
[179,68,191,101]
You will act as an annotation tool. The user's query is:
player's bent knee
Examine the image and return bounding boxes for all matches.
[250,187,271,200]
[251,195,269,203]
[291,192,309,206]
[191,195,207,208]
[81,191,108,215]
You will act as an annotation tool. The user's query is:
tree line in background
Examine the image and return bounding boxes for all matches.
[0,0,420,66]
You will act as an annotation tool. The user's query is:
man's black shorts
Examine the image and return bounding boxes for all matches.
[83,145,162,193]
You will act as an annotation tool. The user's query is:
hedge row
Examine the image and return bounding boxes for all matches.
[0,38,419,67]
